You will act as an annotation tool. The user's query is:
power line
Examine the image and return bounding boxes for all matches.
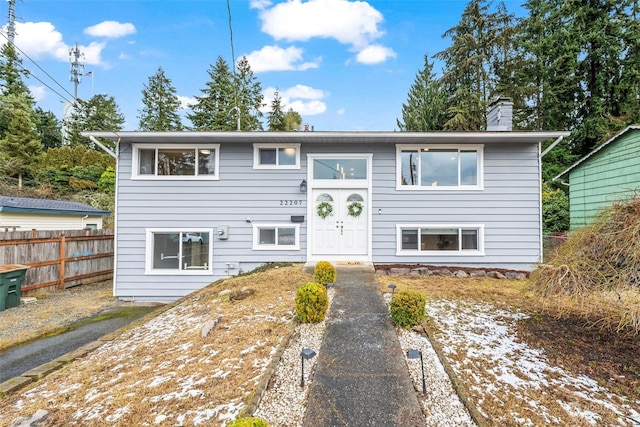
[226,0,240,131]
[0,31,76,104]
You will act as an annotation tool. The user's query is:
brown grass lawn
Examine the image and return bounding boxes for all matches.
[1,264,638,426]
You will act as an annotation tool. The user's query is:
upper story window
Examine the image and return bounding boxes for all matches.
[134,144,220,179]
[253,143,300,169]
[396,145,483,190]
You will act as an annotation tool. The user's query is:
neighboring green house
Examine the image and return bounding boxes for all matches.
[555,126,640,230]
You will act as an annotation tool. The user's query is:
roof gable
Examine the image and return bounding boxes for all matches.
[554,126,640,180]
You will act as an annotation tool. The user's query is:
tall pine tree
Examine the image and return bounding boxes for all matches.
[267,90,286,131]
[187,56,236,130]
[138,66,183,131]
[235,56,264,131]
[397,55,447,131]
[65,94,125,149]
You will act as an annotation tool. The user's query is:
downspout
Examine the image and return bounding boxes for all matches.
[89,135,116,159]
[538,135,565,263]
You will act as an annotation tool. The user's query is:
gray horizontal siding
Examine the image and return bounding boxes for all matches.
[114,140,542,301]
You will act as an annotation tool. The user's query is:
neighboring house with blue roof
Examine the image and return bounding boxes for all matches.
[555,126,640,230]
[0,196,110,231]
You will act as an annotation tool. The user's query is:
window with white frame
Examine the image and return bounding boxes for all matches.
[134,144,219,179]
[146,230,212,274]
[252,224,300,250]
[253,143,300,169]
[397,145,483,189]
[397,224,484,255]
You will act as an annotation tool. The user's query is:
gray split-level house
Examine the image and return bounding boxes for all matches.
[84,106,568,302]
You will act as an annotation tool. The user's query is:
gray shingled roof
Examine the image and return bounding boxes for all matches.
[0,196,110,216]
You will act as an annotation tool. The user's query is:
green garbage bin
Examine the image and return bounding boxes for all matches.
[0,264,29,311]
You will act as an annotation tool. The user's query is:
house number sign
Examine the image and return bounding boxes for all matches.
[279,200,304,206]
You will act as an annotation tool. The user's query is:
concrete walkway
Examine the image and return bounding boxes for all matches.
[302,265,426,426]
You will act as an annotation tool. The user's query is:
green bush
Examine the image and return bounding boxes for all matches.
[390,290,426,328]
[314,260,336,285]
[295,282,329,323]
[227,417,269,427]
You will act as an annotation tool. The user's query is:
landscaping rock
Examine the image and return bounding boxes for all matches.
[389,268,411,276]
[487,271,507,279]
[505,271,528,280]
[453,270,468,278]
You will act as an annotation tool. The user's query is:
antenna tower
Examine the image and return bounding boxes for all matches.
[68,43,85,101]
[6,0,16,43]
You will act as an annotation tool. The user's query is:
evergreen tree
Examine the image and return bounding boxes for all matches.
[435,0,497,130]
[267,90,286,131]
[35,107,63,149]
[283,108,303,131]
[65,94,125,149]
[0,43,32,100]
[0,94,43,189]
[235,56,264,131]
[187,56,237,130]
[397,55,447,131]
[138,66,183,131]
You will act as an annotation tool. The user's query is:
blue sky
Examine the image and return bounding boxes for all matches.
[12,0,525,131]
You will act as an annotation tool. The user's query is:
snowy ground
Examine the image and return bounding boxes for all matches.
[2,282,639,426]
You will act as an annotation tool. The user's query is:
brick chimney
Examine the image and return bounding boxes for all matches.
[486,96,513,131]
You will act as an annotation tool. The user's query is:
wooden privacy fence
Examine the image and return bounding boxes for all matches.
[0,229,114,293]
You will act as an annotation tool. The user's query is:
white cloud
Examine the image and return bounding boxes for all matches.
[84,21,136,38]
[337,108,345,115]
[259,0,385,49]
[245,45,319,72]
[29,85,46,101]
[281,84,326,100]
[9,22,67,61]
[250,0,272,9]
[262,84,327,116]
[177,95,197,110]
[355,44,396,64]
[2,22,108,66]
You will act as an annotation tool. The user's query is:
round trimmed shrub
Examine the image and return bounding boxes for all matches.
[227,417,269,427]
[390,290,426,328]
[314,260,336,285]
[295,282,329,323]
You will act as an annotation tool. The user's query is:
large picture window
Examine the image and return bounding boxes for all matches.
[252,224,300,250]
[146,230,212,274]
[396,224,484,255]
[134,144,219,179]
[253,143,300,169]
[397,145,483,190]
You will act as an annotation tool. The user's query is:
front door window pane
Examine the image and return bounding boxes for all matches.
[313,159,367,179]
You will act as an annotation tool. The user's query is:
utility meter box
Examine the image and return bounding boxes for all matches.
[217,226,229,240]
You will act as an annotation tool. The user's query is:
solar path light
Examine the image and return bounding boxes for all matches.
[300,347,317,387]
[388,283,397,294]
[407,349,426,393]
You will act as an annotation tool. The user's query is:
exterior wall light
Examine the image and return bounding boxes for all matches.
[300,179,307,193]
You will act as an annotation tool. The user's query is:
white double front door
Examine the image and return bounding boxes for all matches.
[311,188,368,256]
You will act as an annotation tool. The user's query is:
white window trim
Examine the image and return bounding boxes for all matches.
[396,224,485,256]
[252,224,300,251]
[132,143,220,180]
[253,143,301,169]
[395,144,484,191]
[145,228,214,275]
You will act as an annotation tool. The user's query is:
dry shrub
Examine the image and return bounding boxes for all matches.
[530,197,640,333]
